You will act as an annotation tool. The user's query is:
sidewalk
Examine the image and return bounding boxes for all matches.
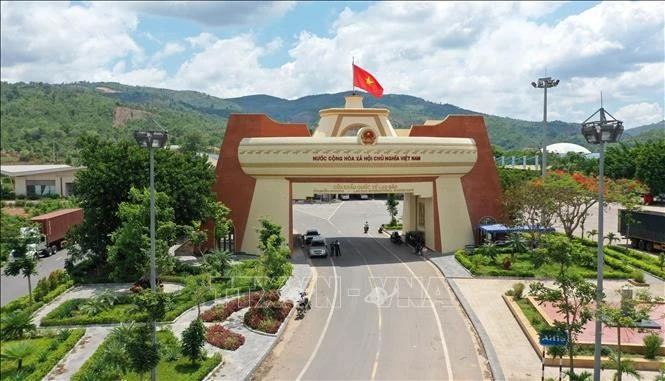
[428,252,664,381]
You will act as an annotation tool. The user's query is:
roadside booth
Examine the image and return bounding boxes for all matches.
[475,224,555,245]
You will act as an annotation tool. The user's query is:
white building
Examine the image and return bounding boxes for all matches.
[0,165,81,197]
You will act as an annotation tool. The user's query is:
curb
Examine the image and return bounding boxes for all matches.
[447,279,506,381]
[42,327,89,381]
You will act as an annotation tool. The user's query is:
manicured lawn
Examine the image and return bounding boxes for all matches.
[455,249,634,279]
[0,329,85,381]
[515,298,549,333]
[41,298,147,326]
[72,329,221,381]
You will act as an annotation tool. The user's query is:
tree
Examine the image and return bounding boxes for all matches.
[0,341,34,371]
[530,273,596,375]
[546,171,601,240]
[69,135,217,272]
[475,241,499,264]
[0,310,36,340]
[385,194,399,226]
[502,178,557,245]
[188,222,208,256]
[204,250,233,277]
[506,232,528,258]
[635,139,665,196]
[185,275,212,318]
[586,229,598,242]
[212,202,232,250]
[126,325,160,381]
[599,290,655,381]
[256,218,293,290]
[106,187,176,281]
[4,254,38,304]
[602,348,641,381]
[181,319,206,364]
[605,232,618,246]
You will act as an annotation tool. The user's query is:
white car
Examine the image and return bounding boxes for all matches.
[340,194,350,200]
[304,228,320,245]
[308,236,328,257]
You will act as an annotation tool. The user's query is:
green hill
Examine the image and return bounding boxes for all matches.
[1,81,662,164]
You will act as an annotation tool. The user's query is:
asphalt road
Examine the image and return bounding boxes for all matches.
[256,200,488,380]
[0,248,68,306]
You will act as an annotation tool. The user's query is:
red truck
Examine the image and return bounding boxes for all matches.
[24,208,84,257]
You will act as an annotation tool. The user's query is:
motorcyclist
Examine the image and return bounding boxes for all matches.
[363,221,369,233]
[378,224,384,234]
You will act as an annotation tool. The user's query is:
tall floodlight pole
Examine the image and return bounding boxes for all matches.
[580,106,623,381]
[531,77,560,178]
[134,129,168,381]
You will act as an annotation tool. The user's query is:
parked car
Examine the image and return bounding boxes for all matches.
[304,228,320,245]
[308,236,328,257]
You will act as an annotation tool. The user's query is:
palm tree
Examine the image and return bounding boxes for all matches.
[564,370,592,381]
[602,348,641,381]
[3,256,38,304]
[0,341,34,371]
[586,229,598,243]
[605,232,619,246]
[507,232,528,258]
[0,310,36,340]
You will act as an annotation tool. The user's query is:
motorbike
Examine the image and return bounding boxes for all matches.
[378,226,384,234]
[296,291,311,319]
[390,232,403,244]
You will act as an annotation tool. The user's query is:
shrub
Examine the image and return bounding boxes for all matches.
[201,290,280,322]
[206,324,245,350]
[244,300,294,334]
[511,283,525,300]
[643,333,663,360]
[631,271,645,284]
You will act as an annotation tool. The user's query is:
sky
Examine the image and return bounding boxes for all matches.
[1,1,664,128]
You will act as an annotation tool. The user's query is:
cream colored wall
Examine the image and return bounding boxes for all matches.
[242,177,291,254]
[402,194,414,233]
[422,198,435,249]
[13,170,78,196]
[435,175,474,252]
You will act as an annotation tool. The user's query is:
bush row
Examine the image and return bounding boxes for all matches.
[206,324,245,350]
[605,247,665,279]
[1,271,74,316]
[24,329,85,381]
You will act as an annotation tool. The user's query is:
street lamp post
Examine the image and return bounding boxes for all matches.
[531,77,560,179]
[580,107,623,381]
[134,130,168,381]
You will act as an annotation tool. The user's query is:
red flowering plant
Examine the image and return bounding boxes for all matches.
[244,300,294,334]
[201,290,281,322]
[206,324,245,350]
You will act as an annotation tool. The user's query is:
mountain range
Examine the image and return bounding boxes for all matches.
[0,81,662,164]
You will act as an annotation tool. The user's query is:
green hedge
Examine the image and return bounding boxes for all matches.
[454,250,476,274]
[1,281,74,316]
[41,299,148,326]
[605,246,665,279]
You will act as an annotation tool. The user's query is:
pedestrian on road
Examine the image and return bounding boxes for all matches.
[335,240,341,256]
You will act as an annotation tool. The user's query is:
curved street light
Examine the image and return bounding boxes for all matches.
[532,77,560,179]
[580,106,623,381]
[134,129,168,381]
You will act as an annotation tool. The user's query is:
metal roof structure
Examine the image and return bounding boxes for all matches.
[0,165,82,177]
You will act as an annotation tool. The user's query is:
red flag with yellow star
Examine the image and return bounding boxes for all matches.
[353,64,383,97]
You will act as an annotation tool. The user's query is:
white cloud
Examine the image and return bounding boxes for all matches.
[151,42,185,64]
[1,1,663,127]
[1,1,141,83]
[614,103,664,129]
[105,1,296,26]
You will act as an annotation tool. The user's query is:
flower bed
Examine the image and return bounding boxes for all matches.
[201,290,280,322]
[205,324,245,350]
[244,300,294,334]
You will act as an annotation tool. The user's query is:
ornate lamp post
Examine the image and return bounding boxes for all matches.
[133,130,168,381]
[580,107,623,381]
[531,77,560,179]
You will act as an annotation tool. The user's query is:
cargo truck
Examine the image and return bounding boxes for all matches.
[16,208,84,258]
[618,209,665,252]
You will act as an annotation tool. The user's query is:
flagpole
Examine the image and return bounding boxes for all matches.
[352,57,356,95]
